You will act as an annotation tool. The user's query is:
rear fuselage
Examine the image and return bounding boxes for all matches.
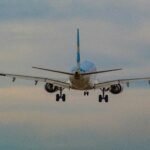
[69,61,96,90]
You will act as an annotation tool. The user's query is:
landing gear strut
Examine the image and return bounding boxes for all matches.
[56,88,66,102]
[99,88,109,103]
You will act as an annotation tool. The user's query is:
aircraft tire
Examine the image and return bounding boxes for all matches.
[105,95,109,103]
[62,94,66,102]
[56,94,60,102]
[87,92,89,96]
[99,95,103,102]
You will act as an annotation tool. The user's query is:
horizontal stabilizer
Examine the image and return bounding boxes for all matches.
[81,68,122,75]
[32,66,74,75]
[33,66,122,76]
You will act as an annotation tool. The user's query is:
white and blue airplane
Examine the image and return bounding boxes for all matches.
[0,29,150,102]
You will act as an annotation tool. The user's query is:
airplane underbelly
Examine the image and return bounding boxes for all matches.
[70,76,92,90]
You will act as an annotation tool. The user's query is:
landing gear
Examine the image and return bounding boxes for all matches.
[56,94,60,102]
[56,88,66,102]
[84,91,89,96]
[99,88,109,103]
[62,94,66,102]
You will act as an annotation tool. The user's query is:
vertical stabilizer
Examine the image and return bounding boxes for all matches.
[77,28,80,71]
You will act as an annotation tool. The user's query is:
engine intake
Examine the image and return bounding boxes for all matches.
[109,84,123,94]
[45,83,58,93]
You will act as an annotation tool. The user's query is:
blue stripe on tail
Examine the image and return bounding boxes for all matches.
[77,51,80,63]
[77,28,80,68]
[77,28,80,49]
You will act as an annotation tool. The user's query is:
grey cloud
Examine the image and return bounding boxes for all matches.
[0,19,150,76]
[0,0,50,20]
[0,0,150,26]
[0,89,150,149]
[0,1,150,149]
[0,1,149,86]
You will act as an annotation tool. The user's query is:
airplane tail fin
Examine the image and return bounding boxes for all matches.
[77,28,81,71]
[32,29,123,76]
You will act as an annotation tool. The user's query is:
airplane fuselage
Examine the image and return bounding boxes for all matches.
[69,61,96,90]
[1,28,149,103]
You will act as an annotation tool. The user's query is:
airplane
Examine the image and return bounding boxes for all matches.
[0,28,150,103]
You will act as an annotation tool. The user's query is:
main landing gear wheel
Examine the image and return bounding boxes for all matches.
[104,95,108,103]
[99,88,109,103]
[56,94,60,102]
[56,88,66,102]
[99,95,103,102]
[56,93,66,102]
[62,94,66,102]
[99,94,109,103]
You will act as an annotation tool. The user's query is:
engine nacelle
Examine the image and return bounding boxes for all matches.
[45,83,58,93]
[109,84,123,94]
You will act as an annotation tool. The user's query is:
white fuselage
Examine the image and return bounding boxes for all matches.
[69,74,91,90]
[69,61,96,90]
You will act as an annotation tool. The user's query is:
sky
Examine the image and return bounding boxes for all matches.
[0,0,150,149]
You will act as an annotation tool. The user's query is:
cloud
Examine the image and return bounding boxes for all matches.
[0,1,150,149]
[0,0,149,25]
[0,0,50,20]
[0,88,150,149]
[0,18,150,88]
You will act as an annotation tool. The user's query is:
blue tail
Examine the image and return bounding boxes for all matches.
[77,28,80,71]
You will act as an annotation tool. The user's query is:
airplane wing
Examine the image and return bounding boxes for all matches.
[0,73,70,89]
[94,77,150,89]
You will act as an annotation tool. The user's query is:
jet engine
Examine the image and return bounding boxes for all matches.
[109,84,123,94]
[45,83,58,93]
